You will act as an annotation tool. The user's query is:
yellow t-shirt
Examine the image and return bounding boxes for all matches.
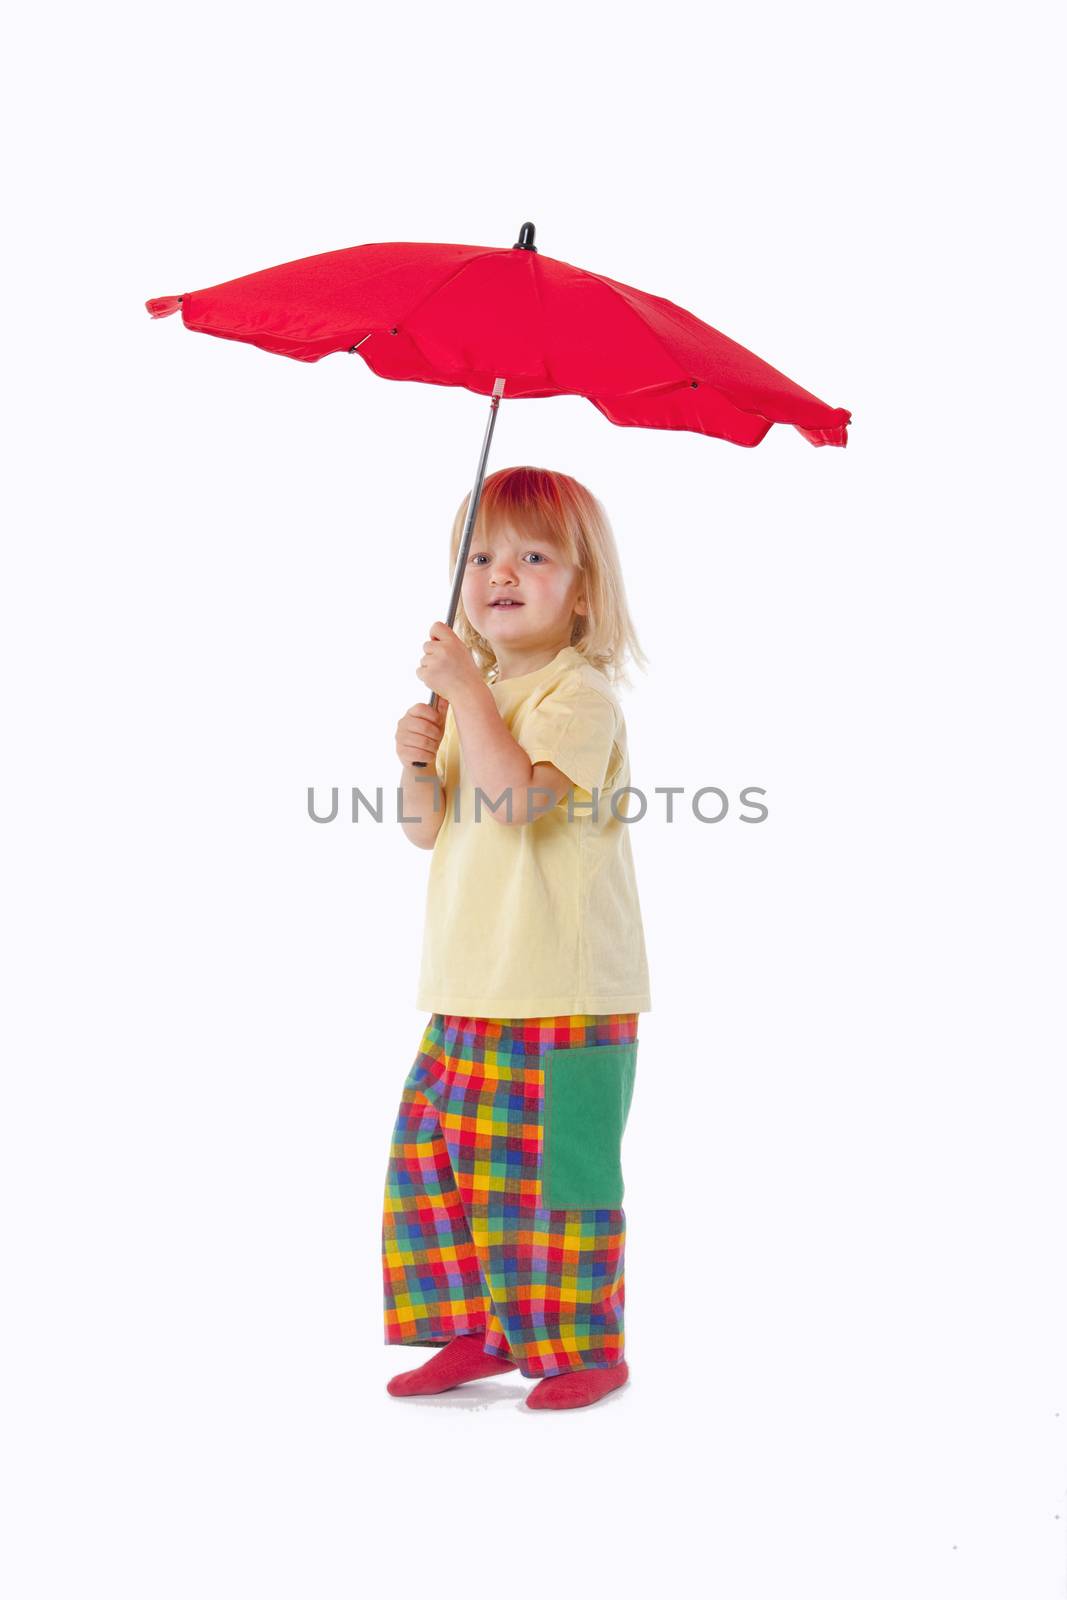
[415,644,652,1018]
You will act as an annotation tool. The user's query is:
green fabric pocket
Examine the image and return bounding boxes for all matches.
[541,1039,639,1210]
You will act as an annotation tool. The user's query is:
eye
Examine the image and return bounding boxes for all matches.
[469,553,488,565]
[524,552,547,564]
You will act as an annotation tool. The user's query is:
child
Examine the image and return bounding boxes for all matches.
[382,465,651,1411]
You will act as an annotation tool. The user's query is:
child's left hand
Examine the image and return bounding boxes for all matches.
[416,621,484,703]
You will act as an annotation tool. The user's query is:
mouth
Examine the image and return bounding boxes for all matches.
[489,599,524,608]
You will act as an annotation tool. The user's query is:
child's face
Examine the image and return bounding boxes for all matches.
[463,522,587,650]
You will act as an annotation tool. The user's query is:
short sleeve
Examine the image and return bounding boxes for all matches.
[520,682,619,794]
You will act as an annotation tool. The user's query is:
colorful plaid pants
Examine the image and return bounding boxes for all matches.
[382,1012,639,1379]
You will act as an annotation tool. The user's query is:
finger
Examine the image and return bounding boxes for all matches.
[399,730,439,753]
[401,736,439,759]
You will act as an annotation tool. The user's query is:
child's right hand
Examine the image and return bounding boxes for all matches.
[396,699,450,771]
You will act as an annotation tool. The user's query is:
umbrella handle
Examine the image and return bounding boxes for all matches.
[412,379,505,766]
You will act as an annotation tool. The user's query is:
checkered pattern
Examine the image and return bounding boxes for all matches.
[382,1012,638,1379]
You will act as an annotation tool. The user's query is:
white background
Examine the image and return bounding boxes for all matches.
[3,2,1064,1596]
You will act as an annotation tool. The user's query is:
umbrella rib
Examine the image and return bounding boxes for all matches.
[581,268,841,430]
[393,248,503,334]
[592,271,851,426]
[527,252,559,390]
[578,269,697,392]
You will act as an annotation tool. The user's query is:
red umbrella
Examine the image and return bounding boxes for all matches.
[147,221,851,757]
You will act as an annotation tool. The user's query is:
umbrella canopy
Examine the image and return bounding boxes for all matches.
[146,224,850,449]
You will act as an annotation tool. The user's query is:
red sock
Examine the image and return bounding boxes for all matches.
[387,1334,518,1397]
[525,1360,629,1410]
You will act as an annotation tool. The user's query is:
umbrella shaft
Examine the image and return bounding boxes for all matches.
[412,379,505,765]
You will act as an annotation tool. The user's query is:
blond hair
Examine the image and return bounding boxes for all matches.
[447,466,649,691]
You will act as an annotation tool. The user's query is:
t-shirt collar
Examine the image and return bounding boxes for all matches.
[489,645,579,691]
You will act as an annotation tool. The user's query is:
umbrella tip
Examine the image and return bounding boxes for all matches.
[512,222,537,253]
[145,295,183,319]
